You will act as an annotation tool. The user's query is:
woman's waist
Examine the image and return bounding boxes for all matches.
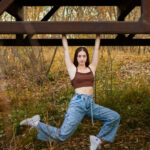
[72,92,94,102]
[75,86,93,95]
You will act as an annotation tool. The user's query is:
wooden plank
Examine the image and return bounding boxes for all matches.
[0,0,15,16]
[0,21,149,34]
[0,39,150,46]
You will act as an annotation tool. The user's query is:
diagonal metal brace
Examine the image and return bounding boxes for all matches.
[0,0,15,16]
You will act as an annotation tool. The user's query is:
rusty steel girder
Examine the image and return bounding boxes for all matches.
[0,39,149,46]
[0,21,149,34]
[14,0,141,6]
[0,0,149,46]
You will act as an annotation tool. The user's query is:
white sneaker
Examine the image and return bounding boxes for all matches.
[90,135,102,150]
[20,115,40,127]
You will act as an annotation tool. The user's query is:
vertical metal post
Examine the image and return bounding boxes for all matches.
[141,0,150,21]
[16,6,24,40]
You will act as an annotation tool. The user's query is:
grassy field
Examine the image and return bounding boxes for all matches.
[0,48,150,150]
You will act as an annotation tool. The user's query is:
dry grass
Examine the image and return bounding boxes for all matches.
[0,48,150,149]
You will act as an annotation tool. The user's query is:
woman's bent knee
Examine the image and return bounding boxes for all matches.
[57,128,74,142]
[111,111,120,123]
[58,134,71,142]
[115,112,120,122]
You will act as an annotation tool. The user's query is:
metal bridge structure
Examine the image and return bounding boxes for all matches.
[0,0,150,46]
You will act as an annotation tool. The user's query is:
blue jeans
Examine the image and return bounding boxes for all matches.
[37,93,120,143]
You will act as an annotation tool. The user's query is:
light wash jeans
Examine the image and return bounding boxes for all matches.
[37,93,120,143]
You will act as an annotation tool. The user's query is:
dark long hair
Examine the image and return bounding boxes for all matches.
[73,47,90,67]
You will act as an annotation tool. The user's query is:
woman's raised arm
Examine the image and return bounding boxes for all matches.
[62,34,75,77]
[90,34,101,72]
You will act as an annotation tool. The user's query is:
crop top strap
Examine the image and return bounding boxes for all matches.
[88,66,92,72]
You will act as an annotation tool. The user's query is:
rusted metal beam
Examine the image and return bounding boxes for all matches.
[0,39,150,46]
[116,0,137,40]
[15,0,141,6]
[0,0,15,16]
[6,4,24,40]
[127,34,135,39]
[117,0,137,21]
[25,6,60,40]
[141,0,150,22]
[7,4,24,20]
[0,21,149,34]
[15,6,24,40]
[41,6,60,21]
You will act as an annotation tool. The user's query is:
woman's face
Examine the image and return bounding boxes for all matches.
[77,50,87,66]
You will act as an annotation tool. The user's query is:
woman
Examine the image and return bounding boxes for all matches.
[20,34,120,150]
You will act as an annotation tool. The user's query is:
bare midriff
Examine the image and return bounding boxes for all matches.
[75,86,93,95]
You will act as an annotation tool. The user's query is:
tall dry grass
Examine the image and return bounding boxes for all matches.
[0,46,150,149]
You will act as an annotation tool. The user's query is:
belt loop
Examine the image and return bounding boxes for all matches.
[90,98,94,126]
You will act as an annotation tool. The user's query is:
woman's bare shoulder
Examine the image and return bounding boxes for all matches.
[89,64,96,76]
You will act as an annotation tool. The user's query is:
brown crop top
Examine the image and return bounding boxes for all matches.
[71,66,94,89]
